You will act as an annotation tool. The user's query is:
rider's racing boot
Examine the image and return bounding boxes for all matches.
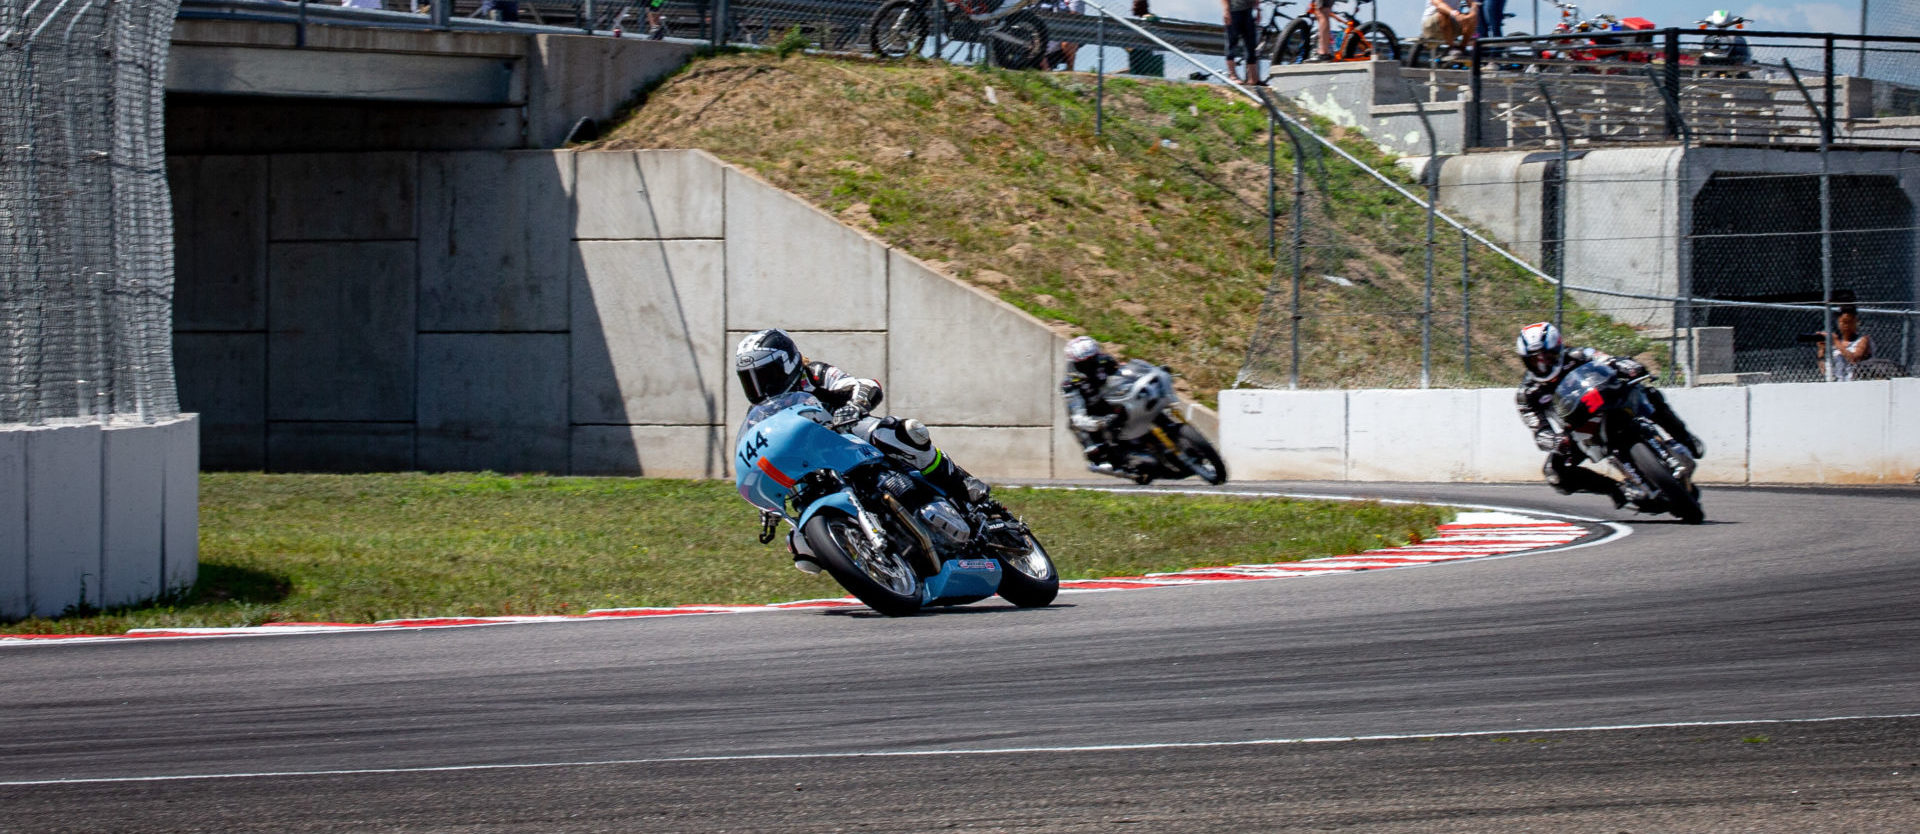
[926,453,991,508]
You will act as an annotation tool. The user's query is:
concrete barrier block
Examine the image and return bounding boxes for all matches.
[26,424,103,617]
[726,168,887,331]
[572,150,724,241]
[722,330,887,449]
[570,425,727,478]
[1220,389,1349,481]
[418,334,570,473]
[921,426,1055,482]
[1660,386,1749,484]
[163,416,201,595]
[1885,378,1920,484]
[173,332,265,471]
[1471,388,1544,482]
[0,430,25,618]
[888,253,1054,426]
[419,151,573,332]
[1349,389,1479,481]
[1750,381,1891,483]
[268,422,414,473]
[169,155,268,331]
[268,242,417,421]
[269,152,416,241]
[101,424,166,609]
[571,240,726,426]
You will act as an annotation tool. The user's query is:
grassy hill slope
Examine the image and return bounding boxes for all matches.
[591,52,1649,404]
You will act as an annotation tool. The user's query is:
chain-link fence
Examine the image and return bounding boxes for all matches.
[2,0,182,426]
[175,1,1920,390]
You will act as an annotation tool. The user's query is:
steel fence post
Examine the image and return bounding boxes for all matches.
[1662,28,1680,140]
[1096,13,1106,136]
[1461,229,1471,379]
[1290,129,1305,390]
[1538,81,1569,332]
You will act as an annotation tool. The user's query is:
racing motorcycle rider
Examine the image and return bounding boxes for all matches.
[1515,322,1705,508]
[1061,336,1126,471]
[735,328,994,512]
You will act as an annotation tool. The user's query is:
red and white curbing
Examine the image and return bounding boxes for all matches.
[1,512,1588,646]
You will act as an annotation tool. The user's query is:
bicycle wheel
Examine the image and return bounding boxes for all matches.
[870,0,930,59]
[987,11,1047,70]
[1342,20,1399,62]
[1270,18,1313,65]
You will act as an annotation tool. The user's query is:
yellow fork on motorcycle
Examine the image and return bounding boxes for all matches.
[1150,425,1179,452]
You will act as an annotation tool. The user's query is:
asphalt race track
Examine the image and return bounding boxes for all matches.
[2,482,1916,832]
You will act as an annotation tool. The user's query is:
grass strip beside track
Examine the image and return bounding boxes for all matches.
[1,473,1450,636]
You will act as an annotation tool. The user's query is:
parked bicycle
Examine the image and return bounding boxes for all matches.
[1252,0,1303,65]
[1267,0,1399,68]
[870,0,1049,70]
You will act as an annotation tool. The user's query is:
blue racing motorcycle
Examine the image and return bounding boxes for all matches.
[736,391,1059,616]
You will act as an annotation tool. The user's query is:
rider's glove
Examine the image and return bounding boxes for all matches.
[1536,431,1564,453]
[1613,358,1648,379]
[1071,414,1111,433]
[829,405,868,428]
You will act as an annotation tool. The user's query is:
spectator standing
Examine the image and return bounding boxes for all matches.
[1222,0,1261,84]
[1815,304,1874,381]
[1476,0,1506,37]
[1306,1,1334,61]
[1128,0,1166,76]
[1046,0,1086,71]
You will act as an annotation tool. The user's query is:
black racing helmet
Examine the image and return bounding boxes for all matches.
[735,329,804,404]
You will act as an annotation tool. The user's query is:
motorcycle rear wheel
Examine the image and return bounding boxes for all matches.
[1628,442,1703,524]
[805,509,924,616]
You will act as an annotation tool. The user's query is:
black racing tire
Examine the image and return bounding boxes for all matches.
[803,508,924,615]
[992,528,1059,608]
[1271,18,1314,66]
[869,0,929,59]
[988,11,1048,70]
[1344,21,1400,62]
[1177,425,1228,485]
[1629,442,1703,524]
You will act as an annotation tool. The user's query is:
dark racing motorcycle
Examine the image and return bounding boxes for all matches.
[1548,361,1704,523]
[737,391,1058,616]
[1087,360,1227,486]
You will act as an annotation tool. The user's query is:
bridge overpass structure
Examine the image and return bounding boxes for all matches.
[164,5,1089,480]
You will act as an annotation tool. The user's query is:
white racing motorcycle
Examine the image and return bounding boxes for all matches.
[1087,360,1228,486]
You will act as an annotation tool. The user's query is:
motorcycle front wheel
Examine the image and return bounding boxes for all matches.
[1177,425,1229,485]
[1628,442,1703,524]
[804,508,924,615]
[992,527,1059,608]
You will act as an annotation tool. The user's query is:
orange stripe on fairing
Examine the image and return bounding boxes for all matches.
[757,456,796,488]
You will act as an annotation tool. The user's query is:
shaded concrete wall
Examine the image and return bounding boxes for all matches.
[1221,380,1920,485]
[171,149,1083,480]
[0,418,199,620]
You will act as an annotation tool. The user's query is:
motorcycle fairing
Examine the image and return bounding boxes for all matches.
[735,392,883,514]
[920,558,1001,606]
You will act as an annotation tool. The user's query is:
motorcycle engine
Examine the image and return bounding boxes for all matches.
[916,500,972,547]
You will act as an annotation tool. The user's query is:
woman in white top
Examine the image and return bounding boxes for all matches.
[1816,304,1873,381]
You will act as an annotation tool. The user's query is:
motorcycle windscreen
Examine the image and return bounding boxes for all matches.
[1551,362,1617,427]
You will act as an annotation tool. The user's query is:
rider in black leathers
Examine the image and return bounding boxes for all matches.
[735,328,992,508]
[1061,336,1124,469]
[1514,322,1704,507]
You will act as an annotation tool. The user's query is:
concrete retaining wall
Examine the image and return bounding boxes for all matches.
[0,417,199,620]
[1222,380,1920,485]
[172,149,1086,480]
